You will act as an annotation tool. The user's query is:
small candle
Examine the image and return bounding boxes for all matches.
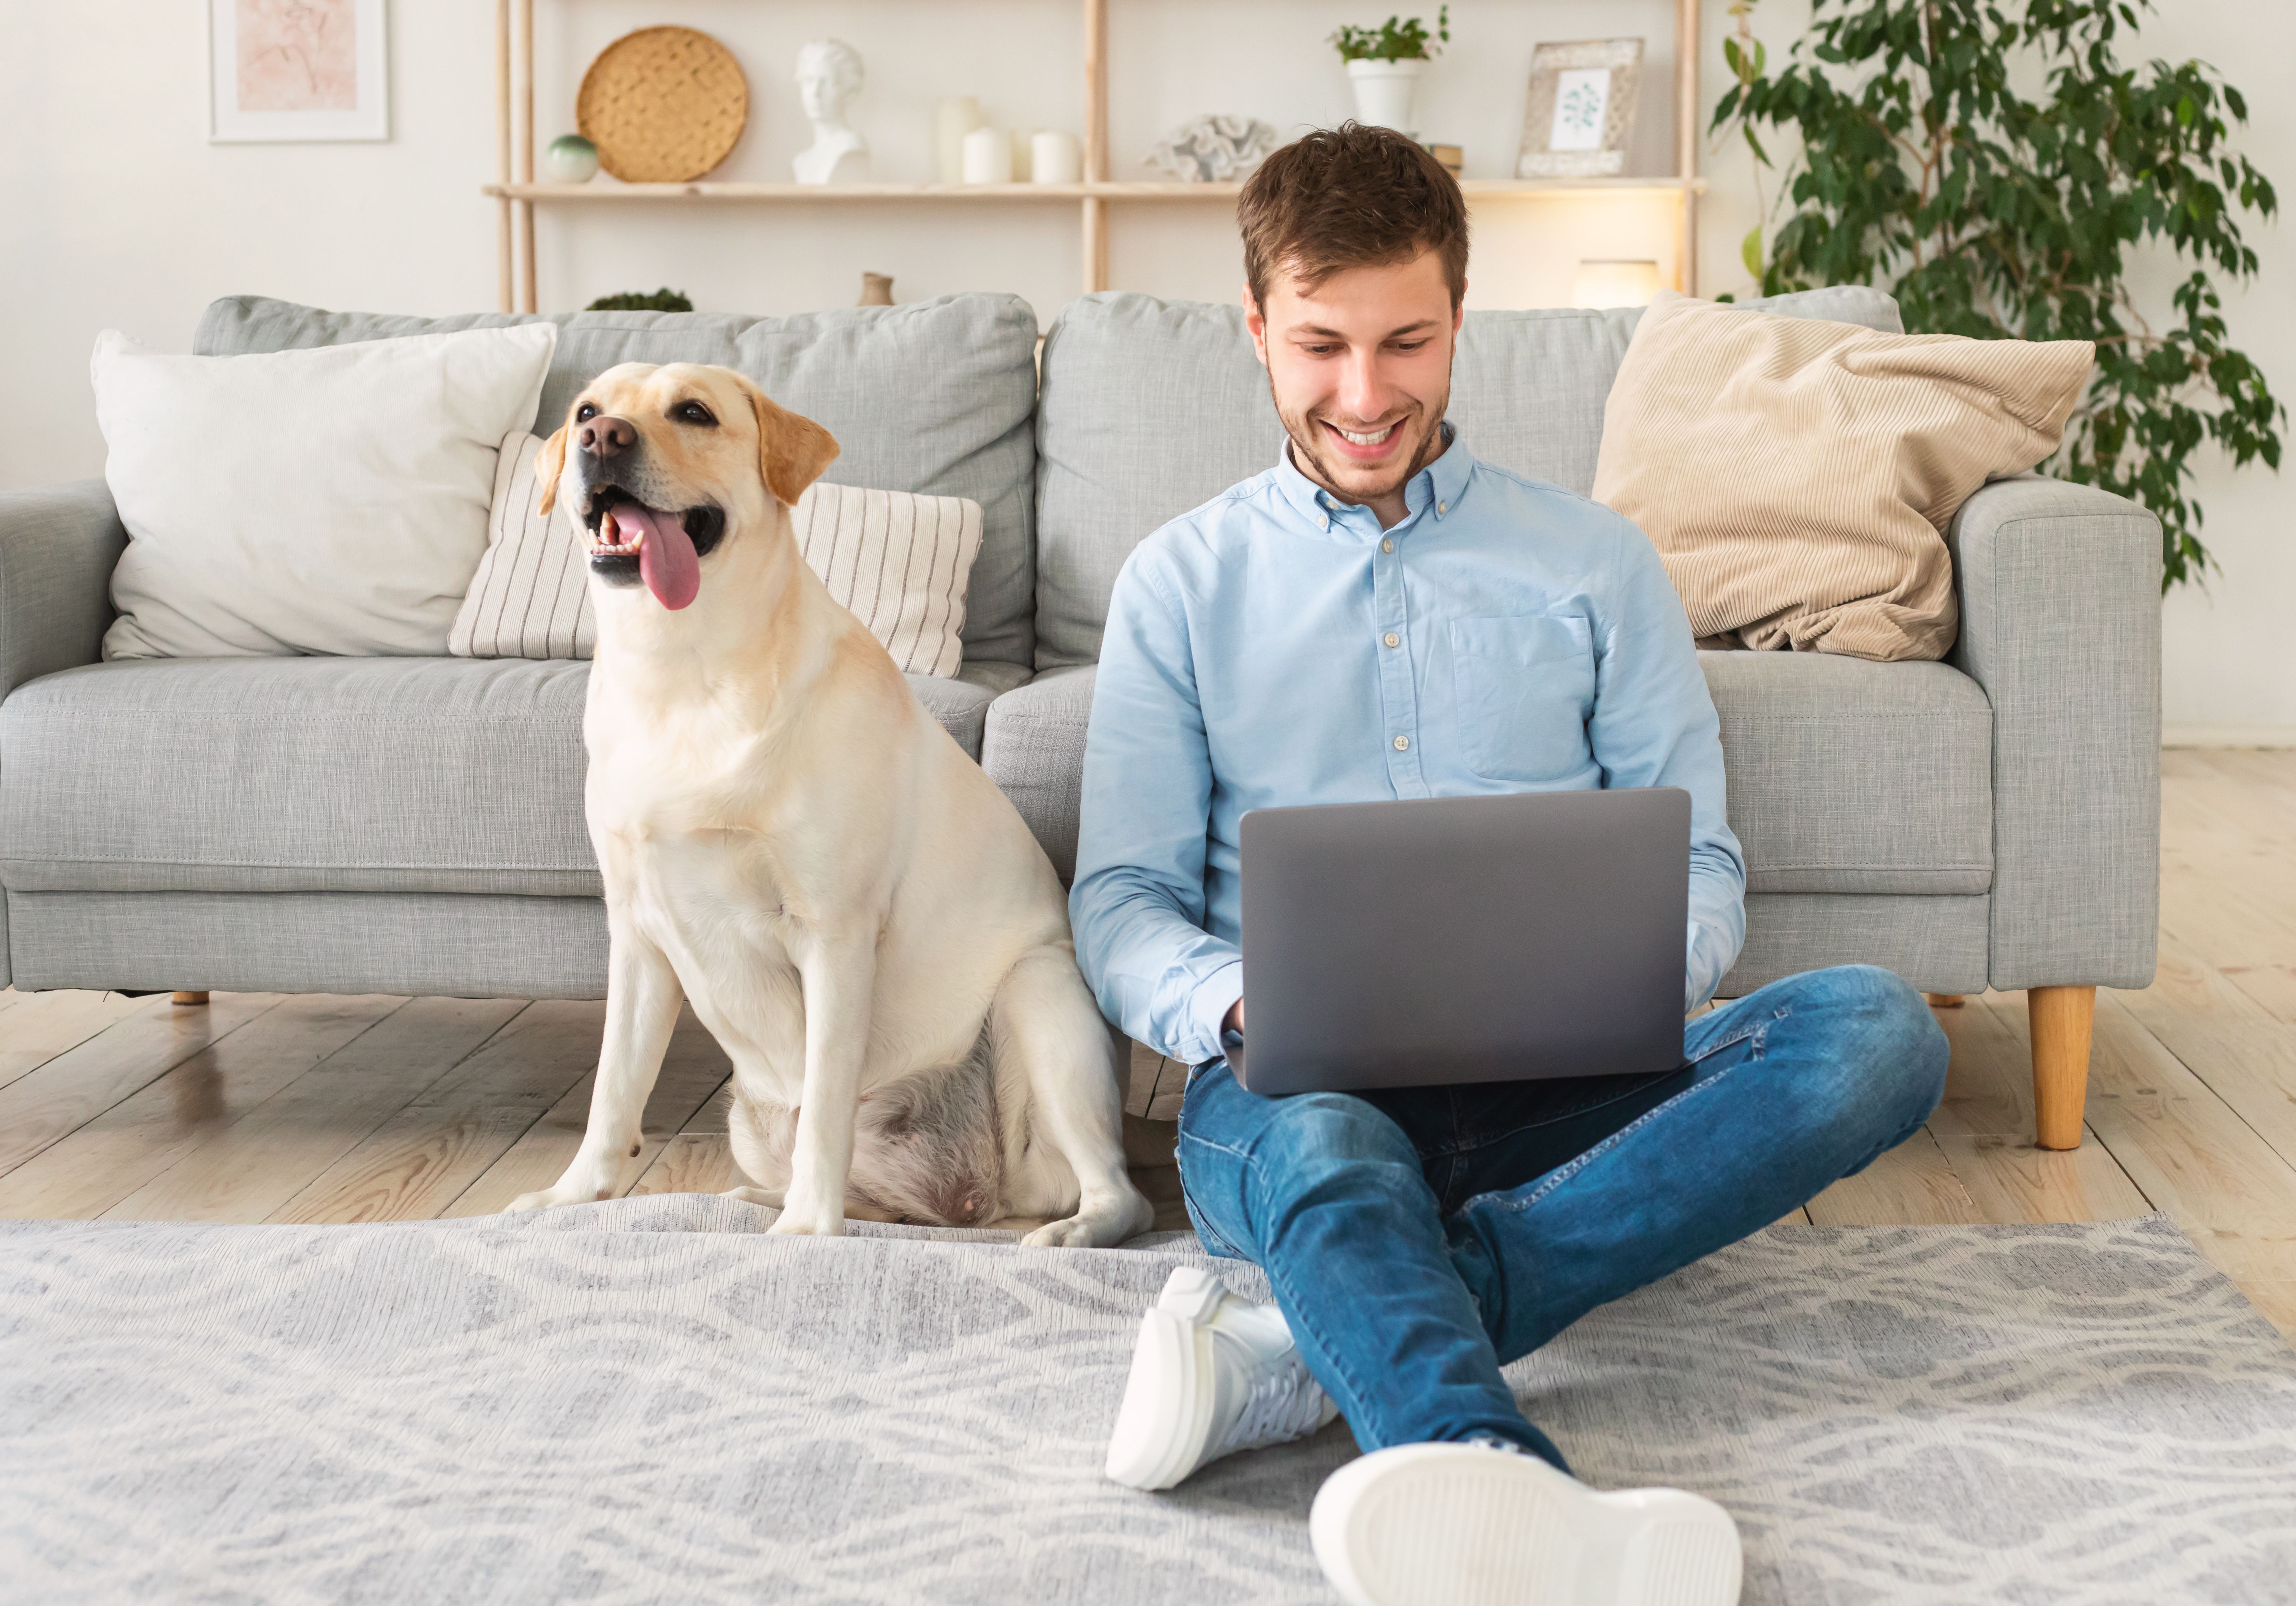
[1031,130,1082,185]
[935,97,982,184]
[961,124,1012,184]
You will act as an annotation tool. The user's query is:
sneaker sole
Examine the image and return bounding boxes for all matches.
[1102,1291,1215,1490]
[1310,1444,1741,1606]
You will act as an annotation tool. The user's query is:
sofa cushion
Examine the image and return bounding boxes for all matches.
[1032,287,1904,670]
[984,651,1989,895]
[0,659,1003,897]
[195,293,1040,672]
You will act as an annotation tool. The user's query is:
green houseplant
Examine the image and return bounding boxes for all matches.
[1714,0,2280,587]
[1332,8,1450,133]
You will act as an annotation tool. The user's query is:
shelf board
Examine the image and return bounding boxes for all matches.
[484,177,1704,204]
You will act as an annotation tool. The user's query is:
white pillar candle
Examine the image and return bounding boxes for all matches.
[1030,129,1082,185]
[961,124,1012,184]
[935,96,982,184]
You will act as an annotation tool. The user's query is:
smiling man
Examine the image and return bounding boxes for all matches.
[1070,126,1949,1606]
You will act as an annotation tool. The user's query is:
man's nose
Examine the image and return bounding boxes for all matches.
[578,415,636,459]
[1337,351,1388,423]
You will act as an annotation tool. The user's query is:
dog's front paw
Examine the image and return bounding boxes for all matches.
[1022,1191,1156,1248]
[503,1186,577,1213]
[766,1205,847,1237]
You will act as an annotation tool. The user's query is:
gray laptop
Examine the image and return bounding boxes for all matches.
[1227,787,1691,1096]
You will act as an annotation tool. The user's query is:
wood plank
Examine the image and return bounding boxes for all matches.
[1805,1126,1985,1226]
[2116,936,2296,1168]
[1927,987,2044,1137]
[2220,964,2296,1027]
[1932,1132,2153,1223]
[0,995,405,1220]
[101,996,529,1223]
[1999,991,2296,1292]
[265,1000,606,1224]
[0,992,281,1178]
[2241,1281,2296,1341]
[0,990,151,1093]
[443,1010,733,1217]
[627,1131,748,1197]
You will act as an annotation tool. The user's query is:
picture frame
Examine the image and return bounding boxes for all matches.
[1517,38,1643,180]
[209,0,390,143]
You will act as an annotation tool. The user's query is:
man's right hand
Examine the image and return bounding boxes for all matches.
[1223,998,1245,1037]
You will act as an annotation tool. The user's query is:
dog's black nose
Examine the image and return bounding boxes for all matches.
[578,415,637,459]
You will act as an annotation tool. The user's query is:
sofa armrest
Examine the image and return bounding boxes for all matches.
[0,480,124,701]
[1947,475,2160,990]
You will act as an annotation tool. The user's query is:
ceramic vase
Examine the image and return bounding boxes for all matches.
[1347,58,1427,134]
[543,134,600,184]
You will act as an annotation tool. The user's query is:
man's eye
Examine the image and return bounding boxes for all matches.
[674,401,717,426]
[1302,344,1340,356]
[575,403,598,421]
[1391,340,1429,352]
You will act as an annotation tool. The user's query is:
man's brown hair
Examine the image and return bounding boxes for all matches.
[1237,123,1470,311]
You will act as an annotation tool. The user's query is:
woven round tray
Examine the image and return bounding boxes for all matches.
[576,27,748,184]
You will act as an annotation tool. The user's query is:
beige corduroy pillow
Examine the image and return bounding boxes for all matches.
[1591,291,2094,661]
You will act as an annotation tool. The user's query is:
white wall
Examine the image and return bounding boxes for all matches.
[3,0,2287,732]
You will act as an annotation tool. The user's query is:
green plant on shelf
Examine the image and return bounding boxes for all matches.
[1329,6,1449,63]
[1714,0,2281,589]
[586,289,694,313]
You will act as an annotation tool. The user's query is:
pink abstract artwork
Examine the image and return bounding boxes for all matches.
[235,0,359,113]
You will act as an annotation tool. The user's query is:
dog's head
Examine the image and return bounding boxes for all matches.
[536,363,839,611]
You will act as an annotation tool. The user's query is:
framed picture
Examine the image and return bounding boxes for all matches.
[1517,39,1643,179]
[209,0,390,143]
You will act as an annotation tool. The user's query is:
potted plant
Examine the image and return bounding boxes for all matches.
[1330,7,1449,135]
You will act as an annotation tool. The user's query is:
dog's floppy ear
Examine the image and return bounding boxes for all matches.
[533,421,571,516]
[745,380,840,507]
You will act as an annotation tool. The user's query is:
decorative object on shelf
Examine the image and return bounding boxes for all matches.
[1331,6,1449,135]
[586,288,693,312]
[1518,39,1643,179]
[1031,130,1083,185]
[1145,115,1279,182]
[1572,259,1664,308]
[1715,0,2281,589]
[207,0,388,142]
[542,134,599,184]
[859,272,894,306]
[1424,141,1463,177]
[577,26,749,183]
[935,97,983,185]
[793,39,869,185]
[961,124,1013,184]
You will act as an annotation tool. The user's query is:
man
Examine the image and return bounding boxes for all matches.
[1070,125,1949,1606]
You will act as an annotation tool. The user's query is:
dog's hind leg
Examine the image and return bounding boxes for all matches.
[505,921,684,1212]
[995,947,1154,1248]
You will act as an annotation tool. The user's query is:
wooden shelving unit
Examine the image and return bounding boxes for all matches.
[490,0,1703,314]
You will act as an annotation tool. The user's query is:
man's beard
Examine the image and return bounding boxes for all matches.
[1276,385,1451,508]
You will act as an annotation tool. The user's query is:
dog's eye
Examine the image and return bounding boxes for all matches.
[575,403,598,422]
[673,401,718,427]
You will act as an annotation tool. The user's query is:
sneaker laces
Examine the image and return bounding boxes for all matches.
[1222,1351,1332,1453]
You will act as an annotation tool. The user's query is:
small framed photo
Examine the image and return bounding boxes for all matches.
[1518,39,1643,179]
[209,0,390,143]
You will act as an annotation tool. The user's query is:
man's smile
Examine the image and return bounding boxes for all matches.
[1320,415,1408,463]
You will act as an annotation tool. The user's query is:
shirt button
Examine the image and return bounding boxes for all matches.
[1381,538,1395,553]
[1383,632,1400,648]
[1392,735,1410,751]
[1437,499,1447,515]
[1319,517,1329,530]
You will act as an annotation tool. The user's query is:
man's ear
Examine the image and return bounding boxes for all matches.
[747,381,840,507]
[1243,282,1269,367]
[533,422,570,516]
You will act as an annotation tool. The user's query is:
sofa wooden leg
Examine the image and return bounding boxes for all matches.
[2029,985,2095,1150]
[1924,993,1965,1008]
[171,990,209,1006]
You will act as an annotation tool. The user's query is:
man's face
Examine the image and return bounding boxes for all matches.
[1245,248,1463,508]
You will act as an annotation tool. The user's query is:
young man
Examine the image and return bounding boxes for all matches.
[1070,126,1949,1606]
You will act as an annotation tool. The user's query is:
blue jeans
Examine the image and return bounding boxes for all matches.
[1175,964,1948,1471]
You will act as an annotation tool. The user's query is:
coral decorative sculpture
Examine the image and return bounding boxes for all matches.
[1146,115,1279,182]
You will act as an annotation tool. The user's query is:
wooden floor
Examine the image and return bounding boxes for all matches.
[3,749,2293,1337]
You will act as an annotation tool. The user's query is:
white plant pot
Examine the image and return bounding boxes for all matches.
[1347,57,1428,134]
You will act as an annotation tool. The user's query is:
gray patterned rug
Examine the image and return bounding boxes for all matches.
[1,1199,2290,1605]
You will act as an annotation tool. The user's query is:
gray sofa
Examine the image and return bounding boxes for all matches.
[0,288,2159,1147]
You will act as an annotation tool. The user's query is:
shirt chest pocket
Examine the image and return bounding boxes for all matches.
[1448,613,1598,783]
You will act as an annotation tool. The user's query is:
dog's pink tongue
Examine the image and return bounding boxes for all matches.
[621,505,700,610]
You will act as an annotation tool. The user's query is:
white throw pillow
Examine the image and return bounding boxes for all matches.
[451,431,984,678]
[95,324,559,659]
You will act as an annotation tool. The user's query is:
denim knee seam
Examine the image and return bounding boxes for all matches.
[1238,1151,1387,1440]
[1485,1060,1742,1216]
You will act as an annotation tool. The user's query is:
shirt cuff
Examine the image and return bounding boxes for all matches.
[1187,959,1246,1066]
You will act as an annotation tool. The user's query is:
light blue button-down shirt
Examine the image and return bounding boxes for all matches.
[1069,429,1747,1069]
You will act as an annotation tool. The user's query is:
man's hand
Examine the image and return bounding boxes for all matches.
[1223,997,1245,1037]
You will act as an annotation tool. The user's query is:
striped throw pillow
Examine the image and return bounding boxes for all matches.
[450,430,985,677]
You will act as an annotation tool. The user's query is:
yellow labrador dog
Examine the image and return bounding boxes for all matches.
[504,363,1151,1247]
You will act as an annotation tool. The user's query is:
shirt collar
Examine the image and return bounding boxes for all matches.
[1270,421,1476,536]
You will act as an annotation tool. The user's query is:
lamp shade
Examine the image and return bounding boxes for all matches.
[1573,259,1665,309]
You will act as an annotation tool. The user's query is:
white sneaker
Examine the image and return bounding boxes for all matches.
[1103,1264,1339,1490]
[1310,1441,1742,1606]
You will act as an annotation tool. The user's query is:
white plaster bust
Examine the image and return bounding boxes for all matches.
[793,39,869,185]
